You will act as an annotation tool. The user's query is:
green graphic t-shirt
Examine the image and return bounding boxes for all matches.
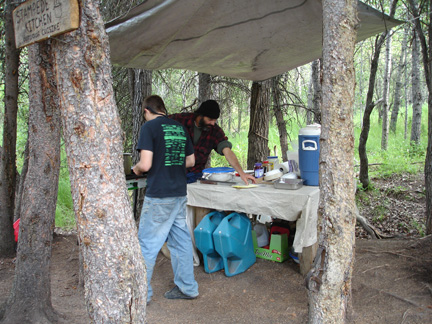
[137,116,194,198]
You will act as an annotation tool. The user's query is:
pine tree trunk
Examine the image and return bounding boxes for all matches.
[409,0,432,234]
[132,69,152,222]
[198,73,211,105]
[199,73,213,169]
[0,0,20,257]
[272,76,289,162]
[1,42,61,324]
[411,31,423,145]
[307,70,314,125]
[247,80,271,169]
[358,35,385,189]
[307,1,357,322]
[381,32,393,150]
[390,22,408,133]
[312,59,322,124]
[52,0,147,321]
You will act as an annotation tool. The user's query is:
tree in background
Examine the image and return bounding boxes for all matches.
[390,20,409,134]
[381,25,393,150]
[0,0,20,257]
[52,0,147,321]
[272,75,289,162]
[410,30,423,145]
[307,59,322,125]
[409,0,432,234]
[131,69,152,221]
[307,0,357,321]
[358,0,398,189]
[247,80,271,169]
[1,41,61,323]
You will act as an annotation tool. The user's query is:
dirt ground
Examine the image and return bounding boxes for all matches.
[1,173,432,323]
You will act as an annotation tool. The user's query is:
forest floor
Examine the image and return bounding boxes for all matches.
[1,173,432,323]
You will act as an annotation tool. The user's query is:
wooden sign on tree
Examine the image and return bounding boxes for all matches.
[13,0,79,49]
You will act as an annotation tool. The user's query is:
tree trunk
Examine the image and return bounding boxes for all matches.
[198,73,211,105]
[358,35,385,189]
[390,22,408,133]
[410,30,423,145]
[247,80,271,169]
[381,30,393,151]
[307,70,314,125]
[307,1,357,322]
[51,0,147,322]
[0,0,20,257]
[409,0,432,235]
[199,73,213,169]
[358,0,397,189]
[272,76,289,162]
[1,42,61,324]
[312,59,322,124]
[14,140,29,222]
[131,69,152,222]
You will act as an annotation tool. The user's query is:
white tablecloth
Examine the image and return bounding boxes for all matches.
[186,180,320,265]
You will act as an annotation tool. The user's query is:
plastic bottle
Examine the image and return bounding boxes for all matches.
[267,156,279,171]
[262,161,269,174]
[254,162,263,178]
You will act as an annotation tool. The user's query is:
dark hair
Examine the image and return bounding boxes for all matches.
[194,100,220,119]
[143,95,167,115]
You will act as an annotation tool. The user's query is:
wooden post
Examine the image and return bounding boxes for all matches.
[299,242,318,276]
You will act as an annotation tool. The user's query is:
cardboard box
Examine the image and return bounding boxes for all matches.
[252,230,289,263]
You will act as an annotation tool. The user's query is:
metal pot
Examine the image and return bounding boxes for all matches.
[123,153,132,175]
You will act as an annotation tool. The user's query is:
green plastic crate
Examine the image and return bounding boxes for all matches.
[252,230,289,263]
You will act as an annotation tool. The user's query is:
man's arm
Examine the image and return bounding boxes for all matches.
[222,147,256,185]
[185,153,195,169]
[132,150,153,175]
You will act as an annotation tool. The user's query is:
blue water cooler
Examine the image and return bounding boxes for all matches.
[213,212,256,277]
[298,124,321,186]
[194,211,226,273]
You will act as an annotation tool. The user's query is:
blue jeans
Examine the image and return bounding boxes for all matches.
[138,196,199,301]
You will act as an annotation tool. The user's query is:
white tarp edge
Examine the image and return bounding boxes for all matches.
[106,0,402,81]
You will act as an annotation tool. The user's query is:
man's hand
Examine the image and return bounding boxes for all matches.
[238,171,257,185]
[222,147,256,185]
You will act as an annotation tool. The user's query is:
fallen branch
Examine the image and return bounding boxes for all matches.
[365,285,421,307]
[356,205,394,239]
[361,264,389,274]
[361,249,418,260]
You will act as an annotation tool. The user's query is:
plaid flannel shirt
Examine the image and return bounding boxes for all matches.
[169,113,228,173]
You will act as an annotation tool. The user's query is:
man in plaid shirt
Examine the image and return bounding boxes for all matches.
[170,100,256,185]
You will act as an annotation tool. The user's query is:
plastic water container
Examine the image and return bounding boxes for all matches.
[253,223,269,247]
[194,211,226,273]
[298,124,320,186]
[213,212,256,277]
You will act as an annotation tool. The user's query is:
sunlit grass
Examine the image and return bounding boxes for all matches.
[55,176,76,229]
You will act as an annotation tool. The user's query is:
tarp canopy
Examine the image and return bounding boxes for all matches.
[106,0,402,81]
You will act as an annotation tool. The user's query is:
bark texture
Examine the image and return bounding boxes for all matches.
[390,23,408,133]
[1,42,61,324]
[198,73,212,105]
[247,80,271,169]
[409,0,432,234]
[358,34,385,189]
[381,31,393,150]
[358,0,397,189]
[272,76,289,162]
[131,69,152,222]
[310,59,322,124]
[52,0,147,322]
[307,1,357,323]
[410,31,423,145]
[0,0,20,257]
[198,73,213,169]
